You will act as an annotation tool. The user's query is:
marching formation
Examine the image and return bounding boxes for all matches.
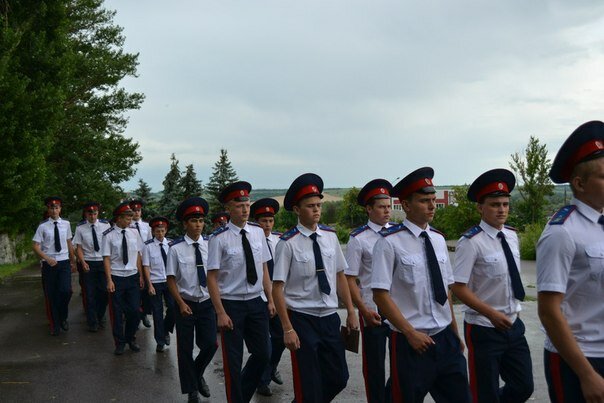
[31,120,604,403]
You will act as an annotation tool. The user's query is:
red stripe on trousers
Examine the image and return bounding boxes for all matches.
[291,349,304,402]
[107,293,117,346]
[465,323,478,403]
[41,271,54,331]
[550,352,565,403]
[390,331,403,402]
[220,329,233,403]
[360,315,371,402]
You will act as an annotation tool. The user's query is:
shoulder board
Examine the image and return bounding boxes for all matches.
[144,239,154,245]
[102,227,115,236]
[211,225,229,237]
[350,224,369,237]
[271,231,282,236]
[388,222,398,226]
[40,218,50,224]
[549,205,576,225]
[429,227,446,238]
[98,218,109,224]
[318,223,336,233]
[503,224,517,232]
[379,224,408,237]
[202,235,209,241]
[77,220,87,226]
[462,225,482,239]
[280,226,300,241]
[168,237,185,247]
[248,221,260,227]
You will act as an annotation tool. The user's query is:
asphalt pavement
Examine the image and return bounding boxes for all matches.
[0,258,549,402]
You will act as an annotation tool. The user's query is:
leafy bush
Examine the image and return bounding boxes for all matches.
[519,222,545,260]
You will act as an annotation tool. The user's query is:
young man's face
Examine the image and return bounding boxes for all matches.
[153,226,167,241]
[366,198,391,226]
[257,216,275,236]
[294,196,322,227]
[402,192,436,228]
[574,157,604,212]
[184,216,205,239]
[47,205,61,220]
[132,208,142,220]
[85,210,98,224]
[227,200,250,225]
[477,196,510,229]
[115,214,133,229]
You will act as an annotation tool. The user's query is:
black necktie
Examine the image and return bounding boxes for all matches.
[599,216,604,229]
[497,232,525,301]
[420,231,447,305]
[91,224,100,252]
[193,242,207,287]
[266,238,274,281]
[135,222,141,236]
[309,232,331,295]
[54,222,61,252]
[160,242,167,267]
[241,229,258,285]
[121,229,129,265]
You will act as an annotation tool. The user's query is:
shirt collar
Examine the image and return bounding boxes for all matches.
[479,220,503,239]
[184,234,201,245]
[572,197,602,224]
[367,220,389,233]
[296,223,322,238]
[403,218,430,238]
[228,221,249,234]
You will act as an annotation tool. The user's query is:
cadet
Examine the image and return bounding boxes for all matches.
[451,169,533,402]
[206,181,274,403]
[142,216,175,353]
[102,201,144,355]
[32,197,76,336]
[211,211,230,230]
[167,197,217,403]
[272,173,359,403]
[251,198,285,397]
[537,120,604,402]
[129,199,152,328]
[73,201,111,332]
[345,179,394,403]
[371,167,470,403]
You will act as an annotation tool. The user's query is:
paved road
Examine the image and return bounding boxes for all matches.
[0,261,549,402]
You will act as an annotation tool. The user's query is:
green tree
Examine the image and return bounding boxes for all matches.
[180,164,203,199]
[509,136,554,227]
[159,154,183,222]
[134,179,152,201]
[431,185,480,239]
[206,149,239,213]
[274,208,298,233]
[337,187,366,229]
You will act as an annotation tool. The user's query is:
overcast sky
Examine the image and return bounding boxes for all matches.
[106,0,604,191]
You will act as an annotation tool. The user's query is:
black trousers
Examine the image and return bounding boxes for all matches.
[41,260,72,334]
[390,325,471,403]
[149,281,175,346]
[259,310,286,387]
[82,261,107,327]
[108,274,140,346]
[175,298,218,394]
[544,349,604,403]
[360,316,390,403]
[465,318,533,402]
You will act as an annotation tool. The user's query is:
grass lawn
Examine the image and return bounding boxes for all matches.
[0,259,37,281]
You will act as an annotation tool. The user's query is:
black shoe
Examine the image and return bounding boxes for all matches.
[50,329,60,336]
[187,391,200,403]
[88,323,99,332]
[198,375,210,398]
[128,342,141,352]
[98,317,106,329]
[142,316,151,328]
[156,344,166,353]
[271,369,283,385]
[60,320,69,331]
[165,333,171,346]
[114,343,125,355]
[257,384,272,396]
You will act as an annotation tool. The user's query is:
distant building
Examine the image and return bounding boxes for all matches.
[391,188,455,211]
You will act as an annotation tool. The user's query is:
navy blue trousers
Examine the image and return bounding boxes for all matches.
[149,281,175,346]
[175,298,218,394]
[465,318,533,403]
[82,261,107,327]
[390,325,471,403]
[41,260,72,334]
[220,297,270,403]
[109,274,140,346]
[360,316,390,403]
[289,310,349,403]
[259,311,286,387]
[544,349,604,403]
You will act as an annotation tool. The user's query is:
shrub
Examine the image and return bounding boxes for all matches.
[519,222,545,260]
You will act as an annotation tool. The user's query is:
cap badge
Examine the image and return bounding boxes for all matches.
[597,141,603,149]
[498,182,504,190]
[240,190,244,196]
[312,186,317,192]
[379,188,385,193]
[425,178,432,185]
[265,207,270,212]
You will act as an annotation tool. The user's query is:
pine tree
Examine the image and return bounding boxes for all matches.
[180,164,203,199]
[159,154,183,221]
[206,149,239,213]
[134,179,152,201]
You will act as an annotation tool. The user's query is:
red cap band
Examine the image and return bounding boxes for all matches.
[212,215,227,223]
[363,187,390,204]
[46,199,61,207]
[294,185,320,204]
[398,178,434,200]
[224,189,250,203]
[150,220,167,228]
[254,206,275,216]
[565,139,604,179]
[115,204,132,215]
[183,205,206,217]
[130,203,142,209]
[476,181,510,201]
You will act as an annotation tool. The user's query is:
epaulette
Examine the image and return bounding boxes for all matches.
[271,231,282,236]
[379,223,408,237]
[280,226,300,241]
[388,222,398,226]
[429,227,446,238]
[102,227,115,236]
[202,235,209,241]
[549,205,576,225]
[99,218,109,224]
[318,223,336,233]
[168,237,185,247]
[504,224,517,232]
[77,220,87,226]
[461,225,482,239]
[144,239,154,245]
[248,221,260,227]
[350,224,369,237]
[211,225,229,237]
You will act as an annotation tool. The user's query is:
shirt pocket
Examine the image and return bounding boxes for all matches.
[293,252,315,277]
[398,254,421,284]
[322,247,335,265]
[225,247,243,266]
[476,253,507,277]
[585,244,604,281]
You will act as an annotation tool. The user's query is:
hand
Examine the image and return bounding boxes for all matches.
[406,330,435,354]
[179,302,193,316]
[580,370,604,403]
[139,276,144,289]
[82,262,90,272]
[284,329,300,351]
[346,311,360,333]
[267,301,276,318]
[148,285,156,296]
[488,310,513,331]
[217,312,233,331]
[70,262,77,273]
[47,258,57,267]
[107,279,115,293]
[362,309,382,327]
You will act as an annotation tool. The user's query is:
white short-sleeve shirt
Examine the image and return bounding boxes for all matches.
[130,219,152,241]
[32,218,73,261]
[166,234,210,303]
[73,219,111,261]
[101,226,142,277]
[142,237,171,283]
